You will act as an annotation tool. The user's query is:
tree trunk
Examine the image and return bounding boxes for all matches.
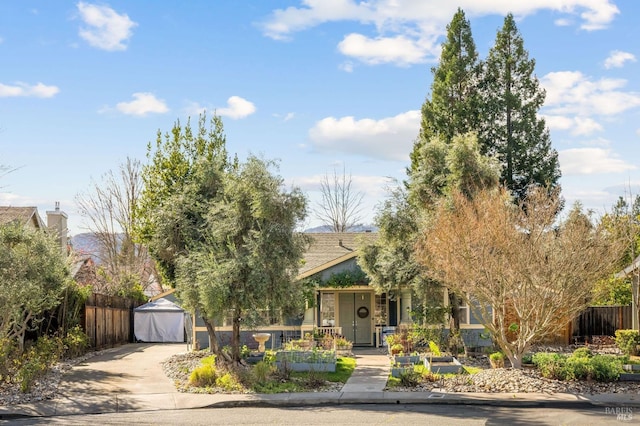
[448,291,462,355]
[231,308,241,363]
[202,316,220,354]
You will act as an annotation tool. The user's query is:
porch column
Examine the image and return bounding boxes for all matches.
[633,273,639,331]
[400,289,412,324]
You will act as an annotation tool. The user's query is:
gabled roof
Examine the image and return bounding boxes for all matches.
[0,206,45,229]
[134,297,184,312]
[297,232,377,279]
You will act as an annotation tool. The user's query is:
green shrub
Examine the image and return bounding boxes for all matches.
[533,352,623,382]
[216,372,242,391]
[201,355,217,366]
[589,355,622,382]
[189,364,217,387]
[240,345,251,359]
[489,352,505,368]
[63,326,89,359]
[533,353,568,380]
[399,369,421,387]
[16,336,64,393]
[572,347,593,359]
[252,361,274,384]
[565,356,590,380]
[263,350,276,364]
[615,330,640,356]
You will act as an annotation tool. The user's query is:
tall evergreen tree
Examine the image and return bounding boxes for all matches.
[410,7,480,177]
[479,14,561,201]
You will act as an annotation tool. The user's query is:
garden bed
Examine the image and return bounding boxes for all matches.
[424,356,463,374]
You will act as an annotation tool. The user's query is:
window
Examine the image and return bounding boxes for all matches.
[375,294,387,326]
[320,293,335,326]
[458,298,491,326]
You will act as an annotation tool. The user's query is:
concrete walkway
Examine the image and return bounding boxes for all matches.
[341,348,389,392]
[2,343,640,419]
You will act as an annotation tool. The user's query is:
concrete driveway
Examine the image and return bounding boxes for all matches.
[54,343,188,414]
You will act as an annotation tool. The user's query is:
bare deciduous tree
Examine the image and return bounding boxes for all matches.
[76,157,154,298]
[315,167,364,232]
[418,187,623,368]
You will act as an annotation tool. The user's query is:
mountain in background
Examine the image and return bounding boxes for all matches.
[303,224,378,233]
[72,225,378,259]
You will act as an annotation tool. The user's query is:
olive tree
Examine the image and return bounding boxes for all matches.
[0,223,70,352]
[176,156,308,362]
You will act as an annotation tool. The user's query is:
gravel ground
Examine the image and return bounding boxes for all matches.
[391,345,640,394]
[0,350,103,406]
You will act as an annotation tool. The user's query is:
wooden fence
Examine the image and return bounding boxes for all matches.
[83,293,142,349]
[569,305,633,343]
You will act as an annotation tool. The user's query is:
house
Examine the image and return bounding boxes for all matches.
[616,254,640,331]
[297,232,403,346]
[0,206,46,230]
[156,231,496,350]
[0,203,68,253]
[170,232,433,349]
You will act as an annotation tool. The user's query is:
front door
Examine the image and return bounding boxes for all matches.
[338,292,372,345]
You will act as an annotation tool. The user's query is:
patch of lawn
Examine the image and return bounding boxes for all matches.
[326,357,356,382]
[253,380,304,394]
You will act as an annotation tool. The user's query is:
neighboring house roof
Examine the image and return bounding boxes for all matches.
[297,232,377,279]
[0,206,45,229]
[616,254,640,278]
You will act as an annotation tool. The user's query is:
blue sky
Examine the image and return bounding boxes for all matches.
[1,1,639,235]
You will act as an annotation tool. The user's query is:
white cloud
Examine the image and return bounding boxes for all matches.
[284,112,295,121]
[308,110,419,161]
[541,71,640,117]
[571,117,603,136]
[604,50,636,69]
[261,1,619,66]
[217,96,256,119]
[554,18,572,26]
[339,61,354,73]
[0,82,59,98]
[544,114,603,136]
[77,2,137,51]
[115,92,168,116]
[559,148,636,175]
[183,101,207,116]
[338,33,429,66]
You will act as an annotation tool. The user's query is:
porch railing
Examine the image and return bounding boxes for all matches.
[313,326,343,337]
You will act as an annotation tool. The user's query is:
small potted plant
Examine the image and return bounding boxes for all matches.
[334,336,353,355]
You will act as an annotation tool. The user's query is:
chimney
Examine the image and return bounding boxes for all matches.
[47,202,69,255]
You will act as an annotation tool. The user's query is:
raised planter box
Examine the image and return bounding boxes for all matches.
[623,364,640,372]
[245,353,265,364]
[394,355,421,365]
[335,346,352,357]
[275,350,337,372]
[620,373,640,381]
[276,362,336,372]
[424,356,463,374]
[391,366,414,378]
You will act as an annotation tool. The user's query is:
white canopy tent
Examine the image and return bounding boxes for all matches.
[134,297,185,342]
